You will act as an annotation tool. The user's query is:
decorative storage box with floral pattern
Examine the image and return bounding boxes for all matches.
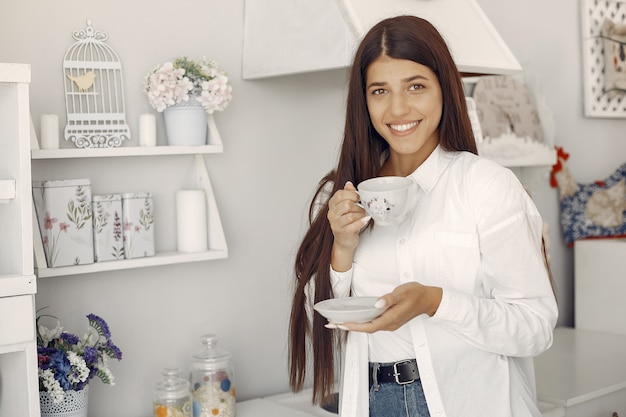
[32,179,94,267]
[121,192,155,259]
[92,194,124,262]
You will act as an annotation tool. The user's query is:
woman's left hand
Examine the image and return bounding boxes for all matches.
[329,282,443,333]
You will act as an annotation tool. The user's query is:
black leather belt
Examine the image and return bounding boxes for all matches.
[369,359,420,385]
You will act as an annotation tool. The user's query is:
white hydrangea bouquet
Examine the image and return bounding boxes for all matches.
[144,57,233,114]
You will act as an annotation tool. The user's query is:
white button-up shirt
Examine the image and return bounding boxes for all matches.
[332,146,558,417]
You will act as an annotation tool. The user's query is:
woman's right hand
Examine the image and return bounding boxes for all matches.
[327,181,370,271]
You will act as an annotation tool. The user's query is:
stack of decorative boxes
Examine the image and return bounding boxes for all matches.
[32,179,155,267]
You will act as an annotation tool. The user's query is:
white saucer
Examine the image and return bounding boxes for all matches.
[314,296,386,324]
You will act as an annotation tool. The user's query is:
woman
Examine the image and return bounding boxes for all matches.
[289,15,558,417]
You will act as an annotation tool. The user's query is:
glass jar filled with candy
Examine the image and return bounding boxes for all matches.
[189,334,235,417]
[153,367,192,417]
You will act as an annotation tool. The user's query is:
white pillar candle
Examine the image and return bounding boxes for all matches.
[40,114,59,149]
[176,190,208,253]
[139,113,156,146]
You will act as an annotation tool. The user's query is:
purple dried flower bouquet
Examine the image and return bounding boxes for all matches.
[37,312,123,403]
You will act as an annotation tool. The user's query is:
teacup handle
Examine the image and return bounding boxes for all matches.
[354,190,364,209]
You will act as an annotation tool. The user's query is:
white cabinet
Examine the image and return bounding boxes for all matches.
[31,116,228,278]
[0,62,40,417]
[535,327,626,417]
[242,0,521,79]
[574,239,626,336]
[535,242,626,417]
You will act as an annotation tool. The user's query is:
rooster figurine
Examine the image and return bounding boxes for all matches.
[66,71,96,92]
[550,147,626,245]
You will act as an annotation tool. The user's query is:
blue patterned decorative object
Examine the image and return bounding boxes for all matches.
[550,147,626,245]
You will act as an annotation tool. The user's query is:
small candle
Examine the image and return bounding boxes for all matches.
[139,113,156,146]
[40,114,59,149]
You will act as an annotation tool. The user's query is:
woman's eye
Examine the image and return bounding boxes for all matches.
[371,88,386,95]
[409,83,424,91]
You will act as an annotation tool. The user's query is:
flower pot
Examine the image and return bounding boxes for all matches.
[40,385,89,417]
[163,99,208,146]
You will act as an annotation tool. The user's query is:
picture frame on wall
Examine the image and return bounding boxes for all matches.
[581,0,626,117]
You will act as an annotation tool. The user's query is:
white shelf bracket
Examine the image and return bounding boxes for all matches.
[32,201,48,272]
[195,154,228,252]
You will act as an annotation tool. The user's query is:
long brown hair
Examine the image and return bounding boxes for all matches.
[288,15,477,404]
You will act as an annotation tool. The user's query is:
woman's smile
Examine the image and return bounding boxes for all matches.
[389,121,419,134]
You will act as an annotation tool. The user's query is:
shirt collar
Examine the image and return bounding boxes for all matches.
[408,145,455,193]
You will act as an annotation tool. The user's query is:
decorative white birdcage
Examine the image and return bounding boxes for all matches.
[63,20,130,148]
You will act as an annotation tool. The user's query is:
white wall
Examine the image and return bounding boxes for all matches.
[2,1,346,416]
[2,0,626,416]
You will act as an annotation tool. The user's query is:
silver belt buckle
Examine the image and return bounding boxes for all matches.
[393,360,413,385]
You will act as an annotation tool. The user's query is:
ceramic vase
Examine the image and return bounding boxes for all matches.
[39,385,89,417]
[163,97,208,146]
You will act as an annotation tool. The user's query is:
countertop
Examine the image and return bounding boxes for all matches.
[236,388,564,417]
[534,326,626,407]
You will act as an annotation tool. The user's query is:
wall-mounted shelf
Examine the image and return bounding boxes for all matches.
[0,274,36,298]
[36,249,227,278]
[31,144,223,159]
[477,139,557,168]
[31,115,228,278]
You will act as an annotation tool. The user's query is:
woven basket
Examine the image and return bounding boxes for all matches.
[40,385,89,417]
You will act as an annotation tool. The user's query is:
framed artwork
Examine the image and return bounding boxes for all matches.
[470,75,556,167]
[581,0,626,117]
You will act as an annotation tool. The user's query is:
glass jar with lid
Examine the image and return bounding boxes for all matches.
[190,334,236,417]
[153,367,192,417]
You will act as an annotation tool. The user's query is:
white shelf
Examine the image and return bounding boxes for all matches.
[489,148,557,168]
[31,144,223,159]
[31,115,229,278]
[0,63,31,83]
[36,249,227,278]
[0,275,36,297]
[477,136,557,168]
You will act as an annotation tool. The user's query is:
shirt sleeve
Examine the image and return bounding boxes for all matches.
[431,164,558,358]
[330,266,353,298]
[303,267,353,321]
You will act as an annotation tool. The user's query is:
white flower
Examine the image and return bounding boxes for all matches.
[38,322,63,347]
[100,366,115,386]
[67,351,90,384]
[144,57,232,114]
[39,369,65,403]
[83,329,99,347]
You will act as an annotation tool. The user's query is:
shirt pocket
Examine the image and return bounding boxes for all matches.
[434,231,480,293]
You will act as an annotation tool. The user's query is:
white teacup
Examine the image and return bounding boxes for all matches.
[357,176,416,226]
